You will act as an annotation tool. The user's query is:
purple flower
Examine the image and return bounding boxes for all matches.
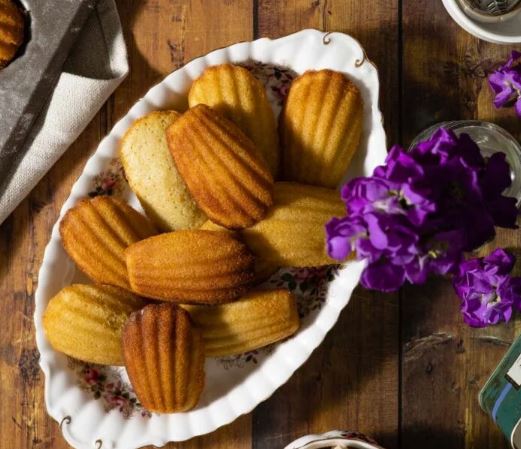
[480,152,518,228]
[453,249,521,327]
[325,215,367,260]
[326,127,518,293]
[488,50,521,117]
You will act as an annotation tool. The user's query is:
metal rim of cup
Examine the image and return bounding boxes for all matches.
[457,0,521,22]
[408,120,521,151]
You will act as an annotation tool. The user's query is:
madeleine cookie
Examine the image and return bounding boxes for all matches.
[183,289,299,357]
[188,64,279,175]
[126,230,255,304]
[60,196,156,290]
[166,104,273,229]
[281,70,363,188]
[241,182,345,267]
[43,284,145,365]
[199,219,278,282]
[0,0,25,68]
[119,111,206,231]
[122,303,205,413]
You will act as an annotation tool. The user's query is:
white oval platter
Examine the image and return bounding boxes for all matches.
[34,29,386,449]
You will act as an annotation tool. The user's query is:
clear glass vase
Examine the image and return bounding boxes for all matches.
[409,120,521,206]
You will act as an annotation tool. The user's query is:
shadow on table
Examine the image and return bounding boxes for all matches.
[252,285,400,449]
[374,423,509,449]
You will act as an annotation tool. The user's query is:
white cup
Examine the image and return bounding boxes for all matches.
[284,431,385,449]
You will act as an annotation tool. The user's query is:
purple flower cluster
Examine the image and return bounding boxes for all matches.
[453,249,521,328]
[326,127,518,293]
[488,50,521,117]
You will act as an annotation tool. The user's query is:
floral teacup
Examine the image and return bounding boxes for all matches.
[284,430,385,449]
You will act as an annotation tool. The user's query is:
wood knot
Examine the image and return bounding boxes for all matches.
[18,348,40,383]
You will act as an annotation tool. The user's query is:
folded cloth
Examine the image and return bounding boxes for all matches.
[0,0,128,224]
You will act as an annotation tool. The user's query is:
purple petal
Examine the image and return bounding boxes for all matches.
[484,248,516,272]
[481,152,512,196]
[361,259,406,292]
[486,195,518,229]
[505,50,521,69]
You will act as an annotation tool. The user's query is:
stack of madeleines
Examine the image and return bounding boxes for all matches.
[43,64,363,413]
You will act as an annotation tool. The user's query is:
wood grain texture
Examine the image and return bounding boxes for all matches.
[401,1,521,449]
[0,1,519,448]
[0,113,106,449]
[254,2,399,449]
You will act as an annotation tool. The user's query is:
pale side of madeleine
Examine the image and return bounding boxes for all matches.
[119,110,206,231]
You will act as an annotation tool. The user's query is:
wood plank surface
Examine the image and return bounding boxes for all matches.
[0,1,519,449]
[401,1,521,449]
[254,3,400,449]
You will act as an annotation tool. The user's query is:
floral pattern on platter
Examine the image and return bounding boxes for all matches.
[241,61,297,110]
[68,358,151,419]
[71,61,336,418]
[88,158,128,198]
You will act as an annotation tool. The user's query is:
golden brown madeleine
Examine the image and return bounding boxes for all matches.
[188,64,279,175]
[183,289,299,357]
[166,104,274,229]
[241,182,345,267]
[199,220,278,282]
[280,69,363,188]
[60,196,156,290]
[122,303,205,413]
[119,111,206,231]
[43,284,145,365]
[126,230,255,304]
[0,0,25,68]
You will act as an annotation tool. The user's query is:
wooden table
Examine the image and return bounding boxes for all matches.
[1,1,520,448]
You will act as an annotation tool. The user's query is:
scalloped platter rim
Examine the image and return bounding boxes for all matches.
[34,29,386,449]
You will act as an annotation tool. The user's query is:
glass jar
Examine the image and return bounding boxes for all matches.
[409,120,521,206]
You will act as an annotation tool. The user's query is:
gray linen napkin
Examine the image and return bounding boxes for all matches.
[0,0,128,224]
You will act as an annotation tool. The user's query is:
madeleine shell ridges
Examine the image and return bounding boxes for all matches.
[199,219,278,283]
[188,64,279,176]
[122,303,205,413]
[125,230,255,304]
[166,104,274,229]
[281,69,363,188]
[183,289,299,357]
[59,196,156,290]
[119,110,206,231]
[43,284,145,366]
[242,182,345,267]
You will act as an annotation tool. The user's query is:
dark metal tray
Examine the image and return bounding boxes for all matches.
[0,0,97,178]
